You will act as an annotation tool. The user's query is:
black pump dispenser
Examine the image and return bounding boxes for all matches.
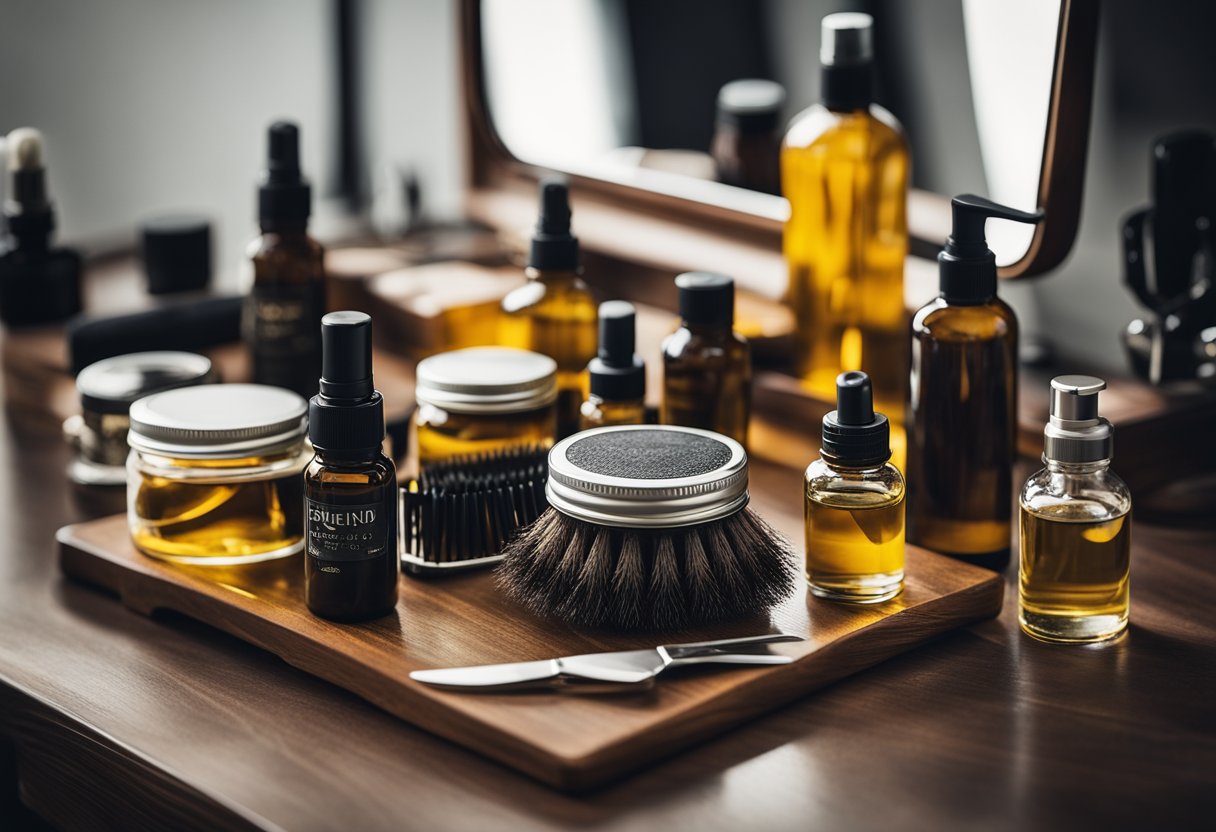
[821,371,890,466]
[309,311,384,454]
[589,301,645,401]
[527,177,579,271]
[940,194,1043,304]
[258,121,311,227]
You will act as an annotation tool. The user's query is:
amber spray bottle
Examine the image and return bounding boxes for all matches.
[908,195,1042,570]
[1020,377,1131,643]
[246,121,326,399]
[500,177,597,438]
[661,273,751,446]
[805,372,905,603]
[304,312,398,621]
[580,301,646,429]
[782,12,909,420]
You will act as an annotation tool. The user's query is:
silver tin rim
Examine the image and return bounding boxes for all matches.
[415,347,557,414]
[128,384,308,459]
[546,424,749,529]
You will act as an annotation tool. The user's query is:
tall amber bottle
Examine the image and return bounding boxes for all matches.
[782,12,909,419]
[245,122,326,400]
[908,196,1042,570]
[500,178,597,438]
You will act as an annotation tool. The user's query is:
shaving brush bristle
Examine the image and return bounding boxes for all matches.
[497,507,797,631]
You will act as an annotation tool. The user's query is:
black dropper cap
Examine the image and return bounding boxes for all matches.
[821,371,890,467]
[676,272,734,327]
[258,121,311,228]
[940,194,1044,304]
[528,176,579,271]
[4,127,54,240]
[588,301,645,401]
[309,311,384,454]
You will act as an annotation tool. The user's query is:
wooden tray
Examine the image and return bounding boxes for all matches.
[58,513,1003,791]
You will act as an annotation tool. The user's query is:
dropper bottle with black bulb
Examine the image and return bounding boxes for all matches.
[805,371,905,603]
[246,121,326,399]
[580,300,646,429]
[908,195,1042,570]
[500,176,597,438]
[304,311,398,622]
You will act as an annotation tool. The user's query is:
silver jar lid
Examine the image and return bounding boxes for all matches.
[128,383,308,458]
[415,347,557,414]
[546,425,749,529]
[1043,375,1113,464]
[77,351,214,415]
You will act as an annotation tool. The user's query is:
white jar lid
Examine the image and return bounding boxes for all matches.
[415,347,557,414]
[128,383,308,458]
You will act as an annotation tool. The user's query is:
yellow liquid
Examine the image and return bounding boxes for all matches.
[805,490,905,603]
[579,397,646,430]
[782,104,909,419]
[500,270,597,437]
[1019,504,1131,643]
[415,403,556,467]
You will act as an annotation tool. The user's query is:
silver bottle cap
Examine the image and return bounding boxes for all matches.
[1043,375,1113,464]
[415,347,557,414]
[821,12,873,67]
[128,383,308,458]
[546,425,749,529]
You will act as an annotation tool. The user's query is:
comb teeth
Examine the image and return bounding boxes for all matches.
[401,444,549,574]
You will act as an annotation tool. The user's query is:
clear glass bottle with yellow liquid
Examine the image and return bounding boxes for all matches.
[500,177,597,438]
[782,12,909,420]
[580,301,646,429]
[805,371,905,603]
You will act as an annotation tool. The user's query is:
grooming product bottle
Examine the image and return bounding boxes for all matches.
[305,312,398,621]
[661,273,751,446]
[782,13,909,418]
[711,79,786,195]
[580,301,646,429]
[1019,377,1131,643]
[805,371,904,603]
[500,177,597,438]
[246,121,326,399]
[0,128,82,327]
[908,195,1042,570]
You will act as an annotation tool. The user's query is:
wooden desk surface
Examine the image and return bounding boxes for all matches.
[1,329,1215,828]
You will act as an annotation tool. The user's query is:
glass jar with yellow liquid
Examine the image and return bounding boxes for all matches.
[805,372,905,603]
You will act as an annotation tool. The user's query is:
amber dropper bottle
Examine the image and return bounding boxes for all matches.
[581,301,646,429]
[246,121,326,399]
[304,311,398,622]
[908,195,1042,570]
[500,177,597,438]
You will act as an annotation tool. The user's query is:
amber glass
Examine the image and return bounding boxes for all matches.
[246,225,326,399]
[908,297,1017,568]
[304,452,398,622]
[414,402,556,466]
[782,104,909,419]
[712,122,781,195]
[579,396,646,430]
[661,323,751,446]
[500,268,597,438]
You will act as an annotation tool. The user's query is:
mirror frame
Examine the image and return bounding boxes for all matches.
[459,0,1099,279]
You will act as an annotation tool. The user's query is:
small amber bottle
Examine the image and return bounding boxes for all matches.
[805,372,905,603]
[304,312,398,622]
[500,177,597,438]
[661,273,751,446]
[245,122,326,400]
[908,195,1042,570]
[580,301,646,429]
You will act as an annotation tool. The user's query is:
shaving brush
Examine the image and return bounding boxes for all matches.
[497,425,796,631]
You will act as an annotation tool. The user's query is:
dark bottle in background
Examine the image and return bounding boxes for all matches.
[304,311,398,622]
[710,79,785,195]
[245,121,326,399]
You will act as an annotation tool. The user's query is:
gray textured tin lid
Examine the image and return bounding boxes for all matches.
[415,347,557,414]
[546,425,749,529]
[128,383,307,457]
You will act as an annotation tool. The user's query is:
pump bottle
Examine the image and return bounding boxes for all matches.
[580,301,646,429]
[908,195,1042,569]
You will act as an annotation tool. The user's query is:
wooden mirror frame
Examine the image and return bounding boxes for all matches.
[458,0,1099,283]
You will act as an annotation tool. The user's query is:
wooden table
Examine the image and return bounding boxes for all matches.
[1,336,1215,831]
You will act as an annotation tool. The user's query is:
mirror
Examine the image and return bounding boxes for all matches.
[476,0,1094,273]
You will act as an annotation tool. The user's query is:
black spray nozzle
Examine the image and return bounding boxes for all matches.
[266,121,301,182]
[319,311,373,401]
[821,371,890,466]
[940,194,1044,303]
[528,176,579,271]
[259,121,310,226]
[589,301,645,401]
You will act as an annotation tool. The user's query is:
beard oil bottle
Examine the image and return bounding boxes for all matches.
[580,301,646,429]
[500,177,597,438]
[304,311,398,621]
[1019,376,1131,643]
[246,122,326,399]
[908,195,1042,570]
[782,12,909,419]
